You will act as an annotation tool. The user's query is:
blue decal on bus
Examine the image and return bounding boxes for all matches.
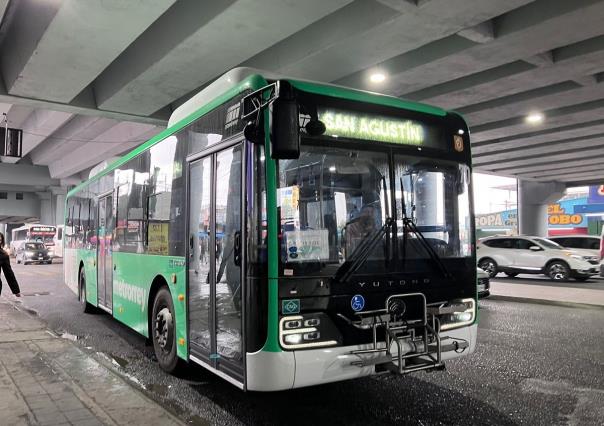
[282,299,300,314]
[351,295,365,312]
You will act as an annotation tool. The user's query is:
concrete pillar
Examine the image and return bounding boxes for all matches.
[518,180,566,237]
[55,193,65,225]
[38,192,53,225]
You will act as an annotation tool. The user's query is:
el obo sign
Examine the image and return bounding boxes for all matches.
[548,203,582,225]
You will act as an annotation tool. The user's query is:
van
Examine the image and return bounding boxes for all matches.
[52,224,64,258]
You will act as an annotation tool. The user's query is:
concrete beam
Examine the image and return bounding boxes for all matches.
[0,163,58,187]
[457,20,495,44]
[1,0,176,102]
[0,70,168,126]
[20,109,72,157]
[517,163,604,179]
[389,0,604,98]
[479,145,604,172]
[574,75,599,86]
[94,0,352,115]
[471,101,604,143]
[0,0,8,21]
[523,52,554,67]
[472,119,604,155]
[29,116,119,165]
[534,169,604,183]
[48,122,160,179]
[481,156,604,175]
[314,0,531,88]
[473,134,604,163]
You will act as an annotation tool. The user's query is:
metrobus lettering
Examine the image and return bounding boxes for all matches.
[114,280,146,311]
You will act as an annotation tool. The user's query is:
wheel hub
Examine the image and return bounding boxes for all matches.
[155,307,173,350]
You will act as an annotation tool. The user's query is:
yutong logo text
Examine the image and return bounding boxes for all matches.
[357,278,431,288]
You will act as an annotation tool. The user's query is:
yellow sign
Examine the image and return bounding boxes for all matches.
[548,204,582,225]
[148,222,169,255]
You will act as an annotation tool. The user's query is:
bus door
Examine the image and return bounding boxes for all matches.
[97,194,115,312]
[188,142,244,383]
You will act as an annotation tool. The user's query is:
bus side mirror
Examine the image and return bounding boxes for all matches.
[270,81,300,159]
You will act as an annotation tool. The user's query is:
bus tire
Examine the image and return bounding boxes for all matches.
[79,268,95,313]
[151,287,179,373]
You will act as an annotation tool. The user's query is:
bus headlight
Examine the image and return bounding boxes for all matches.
[279,314,340,350]
[438,298,476,331]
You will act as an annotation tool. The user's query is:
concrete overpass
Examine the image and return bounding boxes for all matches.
[0,0,603,229]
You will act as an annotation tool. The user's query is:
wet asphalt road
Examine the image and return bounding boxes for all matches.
[5,261,604,425]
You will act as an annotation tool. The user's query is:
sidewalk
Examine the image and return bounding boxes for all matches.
[0,297,184,426]
[489,281,604,307]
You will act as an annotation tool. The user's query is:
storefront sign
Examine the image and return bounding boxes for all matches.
[548,203,583,226]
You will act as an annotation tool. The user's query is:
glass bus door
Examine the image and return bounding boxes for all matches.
[97,194,114,311]
[188,143,244,382]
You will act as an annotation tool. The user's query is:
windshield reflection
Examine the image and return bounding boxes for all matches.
[277,145,471,278]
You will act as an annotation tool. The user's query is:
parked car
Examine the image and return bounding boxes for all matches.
[548,235,600,257]
[477,235,598,282]
[16,242,52,265]
[477,267,490,298]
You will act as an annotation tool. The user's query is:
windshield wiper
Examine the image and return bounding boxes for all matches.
[400,176,453,281]
[333,216,394,284]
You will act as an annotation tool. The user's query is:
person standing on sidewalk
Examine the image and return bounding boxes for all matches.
[0,232,21,297]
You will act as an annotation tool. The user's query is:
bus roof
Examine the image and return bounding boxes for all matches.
[68,67,449,198]
[168,67,446,127]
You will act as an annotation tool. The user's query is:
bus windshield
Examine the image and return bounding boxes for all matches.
[277,144,471,278]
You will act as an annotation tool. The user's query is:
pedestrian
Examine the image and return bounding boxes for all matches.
[0,232,21,298]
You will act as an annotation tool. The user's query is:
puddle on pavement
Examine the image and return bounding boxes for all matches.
[110,354,129,368]
[187,415,211,426]
[60,332,80,341]
[21,291,51,296]
[147,383,171,396]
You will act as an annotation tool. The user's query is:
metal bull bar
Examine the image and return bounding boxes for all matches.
[338,293,445,374]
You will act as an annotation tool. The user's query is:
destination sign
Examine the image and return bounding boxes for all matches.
[318,108,443,149]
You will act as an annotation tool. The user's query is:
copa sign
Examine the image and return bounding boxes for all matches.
[548,204,582,225]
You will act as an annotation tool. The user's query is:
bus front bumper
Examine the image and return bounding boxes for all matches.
[246,323,477,391]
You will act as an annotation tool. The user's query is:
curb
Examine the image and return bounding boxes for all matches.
[2,297,189,426]
[487,294,604,310]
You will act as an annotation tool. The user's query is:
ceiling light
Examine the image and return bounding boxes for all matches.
[329,166,336,172]
[526,112,544,124]
[370,72,386,83]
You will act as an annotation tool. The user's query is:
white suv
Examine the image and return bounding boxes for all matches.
[477,235,599,282]
[548,235,600,257]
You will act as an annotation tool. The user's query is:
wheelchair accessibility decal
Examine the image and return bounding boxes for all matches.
[351,294,365,312]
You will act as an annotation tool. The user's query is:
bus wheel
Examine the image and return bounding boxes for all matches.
[79,269,95,313]
[152,287,179,373]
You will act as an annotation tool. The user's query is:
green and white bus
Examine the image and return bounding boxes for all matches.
[64,68,477,391]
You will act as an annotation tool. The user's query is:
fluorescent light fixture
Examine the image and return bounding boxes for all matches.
[370,72,386,83]
[526,112,544,124]
[329,166,336,172]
